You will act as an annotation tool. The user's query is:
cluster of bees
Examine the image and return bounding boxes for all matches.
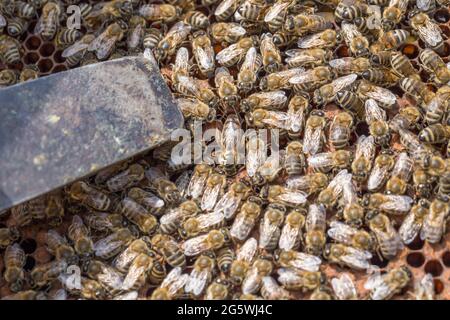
[1,0,450,300]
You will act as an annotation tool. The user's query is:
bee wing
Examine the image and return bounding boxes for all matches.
[89,33,119,60]
[276,189,308,205]
[303,126,323,155]
[307,152,333,170]
[259,110,290,129]
[185,269,209,296]
[277,268,302,286]
[215,0,237,16]
[128,24,144,49]
[367,162,390,192]
[355,135,376,163]
[279,223,301,250]
[160,207,182,228]
[331,273,357,300]
[237,237,258,262]
[328,169,352,191]
[286,175,310,191]
[62,40,90,58]
[201,181,223,211]
[287,106,306,134]
[167,21,192,39]
[214,190,242,219]
[113,247,139,271]
[242,267,261,295]
[297,32,327,49]
[370,281,393,300]
[182,233,210,256]
[329,57,353,71]
[197,211,225,229]
[187,170,209,200]
[391,152,413,180]
[252,91,288,108]
[416,0,434,11]
[259,218,279,248]
[327,221,358,245]
[99,266,124,291]
[306,204,326,232]
[168,274,190,297]
[0,15,6,28]
[286,52,318,66]
[264,1,290,22]
[365,99,387,124]
[174,47,190,74]
[162,267,183,288]
[399,211,422,244]
[231,212,254,241]
[330,74,358,94]
[379,195,413,214]
[261,276,289,300]
[415,274,434,300]
[240,47,258,72]
[364,273,385,291]
[35,8,58,35]
[340,247,372,270]
[113,291,139,300]
[246,137,265,177]
[194,44,215,71]
[291,252,322,272]
[289,69,315,85]
[216,43,244,65]
[364,85,397,107]
[418,20,443,48]
[94,239,122,258]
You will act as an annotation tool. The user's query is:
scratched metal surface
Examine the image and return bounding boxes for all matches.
[0,54,184,211]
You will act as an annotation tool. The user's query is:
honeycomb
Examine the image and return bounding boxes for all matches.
[0,1,450,300]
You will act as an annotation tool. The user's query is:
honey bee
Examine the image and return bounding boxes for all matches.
[88,22,127,60]
[69,181,112,211]
[390,52,420,79]
[288,66,332,92]
[259,33,282,73]
[261,276,290,300]
[334,0,368,22]
[413,274,435,300]
[362,67,400,87]
[314,74,359,106]
[68,215,94,257]
[199,173,226,212]
[297,29,340,49]
[248,109,290,131]
[424,85,450,125]
[257,203,285,251]
[113,237,155,272]
[155,21,191,61]
[191,31,215,78]
[410,13,444,52]
[242,257,273,295]
[217,115,245,176]
[229,237,258,285]
[206,278,230,299]
[438,161,450,196]
[62,34,96,67]
[182,228,230,257]
[285,13,331,36]
[237,0,266,22]
[6,17,28,37]
[277,209,305,251]
[377,29,410,50]
[145,167,181,205]
[116,197,158,235]
[328,221,375,252]
[302,110,327,155]
[178,97,215,122]
[341,22,370,57]
[418,123,449,144]
[214,0,240,22]
[284,141,306,176]
[210,22,246,44]
[94,228,135,260]
[151,267,189,300]
[400,77,435,105]
[324,243,373,270]
[19,65,39,83]
[381,0,409,30]
[231,199,262,242]
[285,48,330,69]
[30,260,68,289]
[46,229,78,265]
[364,266,412,300]
[367,152,395,192]
[277,268,324,292]
[85,0,133,28]
[307,150,354,174]
[4,244,26,292]
[179,210,226,239]
[420,196,449,243]
[264,0,293,32]
[185,254,215,297]
[160,201,199,235]
[364,99,390,146]
[173,74,219,108]
[184,10,209,30]
[215,67,239,108]
[242,90,288,113]
[413,168,433,198]
[126,15,146,52]
[246,135,266,178]
[357,80,397,109]
[216,36,258,67]
[329,57,371,76]
[317,169,353,209]
[329,112,355,150]
[367,213,403,259]
[331,273,358,300]
[0,226,20,248]
[143,28,163,50]
[276,249,322,272]
[303,203,326,256]
[151,234,187,269]
[34,1,61,40]
[273,31,296,47]
[0,35,21,65]
[84,212,124,233]
[105,164,144,192]
[55,28,82,49]
[237,47,262,92]
[350,135,375,182]
[83,260,124,295]
[285,172,329,195]
[266,185,308,208]
[216,247,235,273]
[397,199,430,244]
[121,253,153,291]
[0,69,18,87]
[127,188,165,216]
[385,152,413,195]
[213,182,250,220]
[13,0,36,19]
